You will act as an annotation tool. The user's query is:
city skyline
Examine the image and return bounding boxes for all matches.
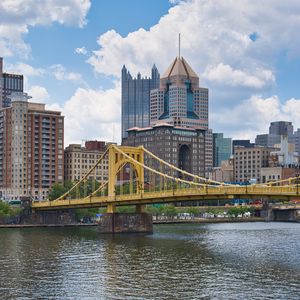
[1,0,300,145]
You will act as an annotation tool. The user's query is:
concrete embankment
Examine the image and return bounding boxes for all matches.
[153,217,264,224]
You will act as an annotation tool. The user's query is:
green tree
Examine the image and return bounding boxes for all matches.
[162,204,177,220]
[0,201,23,220]
[227,206,241,218]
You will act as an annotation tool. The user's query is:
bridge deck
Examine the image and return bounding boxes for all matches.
[32,186,299,210]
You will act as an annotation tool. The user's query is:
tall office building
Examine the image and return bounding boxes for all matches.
[124,55,210,176]
[213,133,232,167]
[121,65,160,140]
[269,121,293,136]
[0,57,24,108]
[150,56,208,129]
[255,121,294,147]
[0,92,64,201]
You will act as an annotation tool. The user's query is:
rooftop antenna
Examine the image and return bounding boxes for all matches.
[178,33,181,58]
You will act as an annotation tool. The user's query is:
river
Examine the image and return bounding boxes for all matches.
[0,222,299,299]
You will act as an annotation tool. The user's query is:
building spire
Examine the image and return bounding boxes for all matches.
[178,33,181,58]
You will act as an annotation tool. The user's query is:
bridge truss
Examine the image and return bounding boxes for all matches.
[32,145,300,211]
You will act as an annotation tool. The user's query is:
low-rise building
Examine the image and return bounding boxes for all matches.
[261,167,300,184]
[64,141,109,183]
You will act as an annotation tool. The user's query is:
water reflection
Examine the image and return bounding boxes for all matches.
[0,223,299,299]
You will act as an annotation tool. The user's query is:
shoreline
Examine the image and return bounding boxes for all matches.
[153,217,265,224]
[0,217,266,228]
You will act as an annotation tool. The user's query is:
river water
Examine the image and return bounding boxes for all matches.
[0,222,299,300]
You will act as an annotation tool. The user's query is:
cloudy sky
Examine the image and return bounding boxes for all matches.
[1,0,300,145]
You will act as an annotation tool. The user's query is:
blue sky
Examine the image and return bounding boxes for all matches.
[1,0,300,144]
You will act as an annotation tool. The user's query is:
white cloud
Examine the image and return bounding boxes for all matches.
[75,46,88,55]
[6,62,45,77]
[49,82,121,146]
[203,63,274,89]
[86,0,300,141]
[27,85,49,103]
[211,95,300,141]
[50,64,83,82]
[0,0,91,57]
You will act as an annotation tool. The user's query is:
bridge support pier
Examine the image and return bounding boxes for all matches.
[97,212,153,234]
[135,204,144,213]
[106,203,116,213]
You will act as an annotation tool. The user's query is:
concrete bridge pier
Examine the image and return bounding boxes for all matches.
[97,204,153,234]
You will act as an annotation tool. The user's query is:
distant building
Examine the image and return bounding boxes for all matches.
[269,121,293,136]
[290,128,300,154]
[261,167,299,184]
[64,141,110,183]
[213,133,232,167]
[260,135,299,183]
[121,65,160,140]
[270,136,299,167]
[232,139,254,154]
[123,54,210,177]
[204,129,213,175]
[0,57,24,108]
[208,157,234,183]
[234,146,274,183]
[124,124,206,176]
[255,121,294,147]
[0,92,64,201]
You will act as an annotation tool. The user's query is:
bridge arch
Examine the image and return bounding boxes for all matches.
[108,146,144,197]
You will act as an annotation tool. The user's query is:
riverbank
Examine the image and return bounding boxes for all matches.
[0,217,267,228]
[153,217,264,224]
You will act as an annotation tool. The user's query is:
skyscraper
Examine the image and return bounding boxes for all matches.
[0,92,64,201]
[269,121,293,136]
[124,55,211,177]
[150,56,208,130]
[0,57,24,108]
[121,65,160,140]
[255,121,294,147]
[213,133,232,167]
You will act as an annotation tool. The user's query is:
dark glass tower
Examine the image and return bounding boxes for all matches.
[0,57,24,108]
[121,65,160,140]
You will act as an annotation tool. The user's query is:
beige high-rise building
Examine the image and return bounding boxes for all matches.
[234,146,274,183]
[64,141,109,183]
[0,92,64,200]
[150,56,209,130]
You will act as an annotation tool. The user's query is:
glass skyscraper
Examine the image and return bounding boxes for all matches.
[0,57,24,108]
[121,65,160,140]
[213,133,232,167]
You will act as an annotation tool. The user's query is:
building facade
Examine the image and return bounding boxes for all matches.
[234,146,274,183]
[123,55,210,177]
[232,139,254,154]
[255,121,294,147]
[64,141,109,183]
[0,92,64,200]
[213,133,232,167]
[261,167,299,184]
[149,56,209,130]
[124,124,206,176]
[0,57,24,108]
[121,65,160,140]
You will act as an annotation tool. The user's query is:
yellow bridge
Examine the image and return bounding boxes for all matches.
[32,145,300,212]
